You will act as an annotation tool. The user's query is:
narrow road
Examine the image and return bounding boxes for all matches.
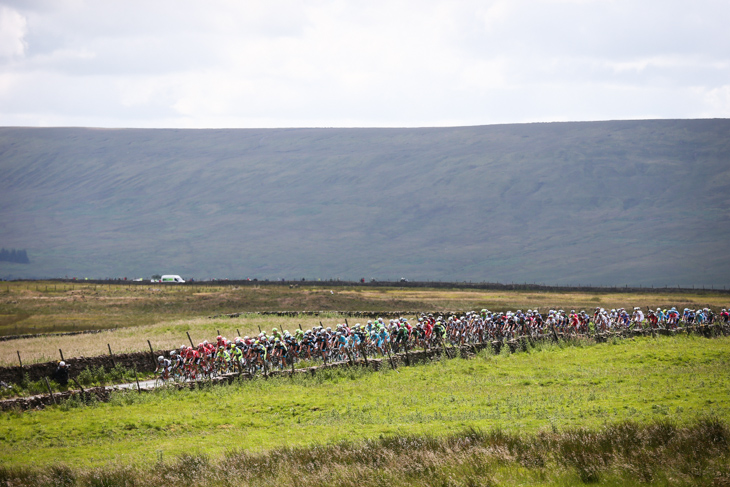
[113,378,157,390]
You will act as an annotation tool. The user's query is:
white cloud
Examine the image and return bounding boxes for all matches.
[0,5,27,59]
[0,0,728,127]
[698,85,730,117]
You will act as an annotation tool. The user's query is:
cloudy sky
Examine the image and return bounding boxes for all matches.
[1,0,728,128]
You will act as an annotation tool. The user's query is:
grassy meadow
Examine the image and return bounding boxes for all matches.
[2,283,729,484]
[1,281,728,365]
[1,334,728,475]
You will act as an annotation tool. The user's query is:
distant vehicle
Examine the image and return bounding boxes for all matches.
[400,277,409,282]
[157,275,185,283]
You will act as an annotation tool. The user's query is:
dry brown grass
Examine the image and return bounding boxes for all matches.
[0,314,337,366]
[343,288,730,311]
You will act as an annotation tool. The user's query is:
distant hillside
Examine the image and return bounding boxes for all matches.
[1,120,728,286]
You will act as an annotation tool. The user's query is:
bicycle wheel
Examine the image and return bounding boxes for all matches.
[172,369,186,384]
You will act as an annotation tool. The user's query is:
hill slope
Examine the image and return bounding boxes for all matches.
[0,120,728,285]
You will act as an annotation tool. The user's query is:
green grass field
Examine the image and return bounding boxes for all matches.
[1,334,728,480]
[2,284,729,485]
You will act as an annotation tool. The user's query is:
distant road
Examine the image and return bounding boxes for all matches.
[36,279,730,295]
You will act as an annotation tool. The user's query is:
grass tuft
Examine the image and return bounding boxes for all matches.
[1,419,725,486]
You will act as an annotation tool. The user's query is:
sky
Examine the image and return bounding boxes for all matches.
[0,0,729,128]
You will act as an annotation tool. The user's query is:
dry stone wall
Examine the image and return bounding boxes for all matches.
[0,349,161,385]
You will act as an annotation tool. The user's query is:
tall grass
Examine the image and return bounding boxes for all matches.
[0,418,726,486]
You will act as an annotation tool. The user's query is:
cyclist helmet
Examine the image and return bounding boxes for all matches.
[171,350,177,356]
[59,361,66,367]
[216,335,222,341]
[158,356,164,362]
[203,340,209,346]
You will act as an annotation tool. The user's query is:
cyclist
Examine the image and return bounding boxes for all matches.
[667,308,680,329]
[335,332,348,358]
[252,340,268,371]
[647,310,659,329]
[156,355,171,381]
[214,346,231,373]
[229,342,244,372]
[170,350,184,375]
[272,338,288,368]
[376,325,390,355]
[394,322,409,351]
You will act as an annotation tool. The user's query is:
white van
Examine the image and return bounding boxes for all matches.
[160,275,185,283]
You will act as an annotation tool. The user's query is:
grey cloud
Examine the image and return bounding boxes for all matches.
[0,0,728,127]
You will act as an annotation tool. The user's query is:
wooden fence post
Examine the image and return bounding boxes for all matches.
[17,351,23,368]
[386,345,398,372]
[71,378,85,396]
[134,369,141,394]
[59,349,65,362]
[108,344,116,368]
[44,377,57,405]
[186,332,194,348]
[147,340,158,366]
